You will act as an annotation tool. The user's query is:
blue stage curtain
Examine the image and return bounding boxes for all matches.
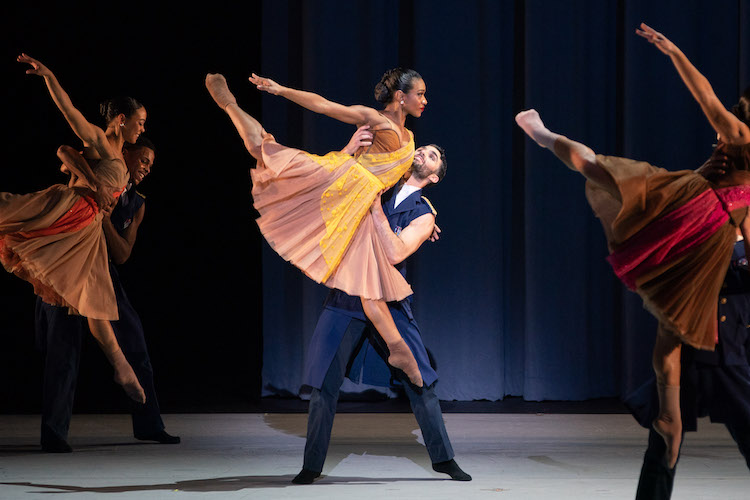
[259,0,749,401]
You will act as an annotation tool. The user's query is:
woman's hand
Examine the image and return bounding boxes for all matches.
[695,154,728,181]
[635,23,677,56]
[17,53,53,78]
[341,125,373,155]
[249,73,284,95]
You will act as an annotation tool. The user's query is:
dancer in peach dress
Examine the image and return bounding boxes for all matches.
[206,68,428,386]
[1,54,147,403]
[516,24,750,469]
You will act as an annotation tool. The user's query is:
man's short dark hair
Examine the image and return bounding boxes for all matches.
[428,144,447,181]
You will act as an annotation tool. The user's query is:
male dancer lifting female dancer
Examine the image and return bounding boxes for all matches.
[516,23,750,469]
[206,68,429,387]
[1,54,147,403]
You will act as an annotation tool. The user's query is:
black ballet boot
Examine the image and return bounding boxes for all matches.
[41,435,73,453]
[433,459,472,481]
[292,468,321,484]
[135,429,181,444]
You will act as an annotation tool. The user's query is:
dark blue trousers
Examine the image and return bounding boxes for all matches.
[303,318,454,473]
[634,361,750,500]
[636,424,750,500]
[35,264,164,444]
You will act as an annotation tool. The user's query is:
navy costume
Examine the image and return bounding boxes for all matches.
[626,240,750,499]
[300,186,454,474]
[36,184,166,446]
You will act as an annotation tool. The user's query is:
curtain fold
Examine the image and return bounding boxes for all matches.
[259,0,749,401]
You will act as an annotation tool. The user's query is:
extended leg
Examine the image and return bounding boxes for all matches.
[206,74,267,158]
[361,298,423,387]
[515,109,618,195]
[652,326,682,469]
[86,318,145,404]
[107,265,177,443]
[726,421,750,471]
[295,319,367,484]
[402,381,471,480]
[36,298,83,452]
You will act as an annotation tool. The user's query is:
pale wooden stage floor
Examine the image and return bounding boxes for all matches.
[0,413,748,499]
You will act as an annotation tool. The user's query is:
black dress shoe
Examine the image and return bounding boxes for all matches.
[41,436,73,453]
[432,459,472,481]
[134,429,181,444]
[292,468,321,484]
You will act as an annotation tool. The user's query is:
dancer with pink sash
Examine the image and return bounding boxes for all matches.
[1,54,147,403]
[516,24,750,469]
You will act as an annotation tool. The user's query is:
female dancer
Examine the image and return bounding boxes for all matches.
[1,54,147,403]
[516,24,750,468]
[206,69,428,386]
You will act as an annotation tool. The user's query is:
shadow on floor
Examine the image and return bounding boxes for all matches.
[1,475,443,493]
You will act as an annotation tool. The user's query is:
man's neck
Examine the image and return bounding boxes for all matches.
[403,177,428,189]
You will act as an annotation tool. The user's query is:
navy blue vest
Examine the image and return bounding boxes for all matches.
[323,185,436,315]
[688,240,750,366]
[109,184,146,235]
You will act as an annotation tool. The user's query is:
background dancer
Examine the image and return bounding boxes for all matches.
[515,24,750,468]
[2,54,147,403]
[36,136,180,453]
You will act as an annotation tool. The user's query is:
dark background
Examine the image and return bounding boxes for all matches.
[1,1,748,413]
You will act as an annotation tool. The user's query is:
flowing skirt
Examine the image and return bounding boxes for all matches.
[250,133,415,301]
[586,156,746,350]
[1,185,117,319]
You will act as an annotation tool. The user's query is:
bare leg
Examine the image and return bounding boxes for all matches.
[515,109,618,195]
[652,325,682,469]
[205,74,266,159]
[87,318,146,404]
[361,298,423,387]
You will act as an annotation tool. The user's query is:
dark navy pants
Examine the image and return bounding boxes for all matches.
[636,424,750,500]
[635,361,750,500]
[35,264,164,443]
[302,318,454,473]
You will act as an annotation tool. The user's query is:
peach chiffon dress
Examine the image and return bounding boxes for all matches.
[585,142,750,350]
[250,127,415,301]
[1,156,129,320]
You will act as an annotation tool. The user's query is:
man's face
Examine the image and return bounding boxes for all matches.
[123,147,155,185]
[411,145,441,180]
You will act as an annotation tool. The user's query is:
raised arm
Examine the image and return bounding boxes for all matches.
[249,73,388,127]
[18,53,115,159]
[370,192,435,265]
[636,24,750,145]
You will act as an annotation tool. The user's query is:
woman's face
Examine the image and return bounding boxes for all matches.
[122,107,147,144]
[401,78,427,118]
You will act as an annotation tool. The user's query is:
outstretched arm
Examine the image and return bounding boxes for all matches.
[636,24,750,145]
[249,73,388,127]
[370,192,435,265]
[18,53,115,159]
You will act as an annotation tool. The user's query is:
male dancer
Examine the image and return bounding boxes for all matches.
[36,136,179,452]
[292,140,471,484]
